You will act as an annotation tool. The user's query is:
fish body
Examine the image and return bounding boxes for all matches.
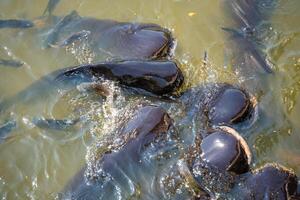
[0,59,23,68]
[32,117,79,131]
[0,19,34,29]
[0,60,183,116]
[62,106,177,199]
[222,0,277,74]
[0,11,174,60]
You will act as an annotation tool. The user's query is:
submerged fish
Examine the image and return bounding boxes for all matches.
[43,11,175,59]
[0,60,183,115]
[222,0,277,74]
[223,0,275,28]
[61,105,180,199]
[32,117,79,131]
[0,19,34,29]
[0,10,175,61]
[0,59,23,68]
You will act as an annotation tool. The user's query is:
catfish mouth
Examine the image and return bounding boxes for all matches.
[98,22,175,60]
[206,85,256,127]
[135,24,176,59]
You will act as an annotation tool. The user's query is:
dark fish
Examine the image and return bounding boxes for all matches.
[184,126,251,197]
[178,83,255,131]
[55,60,184,95]
[0,120,17,143]
[1,10,174,60]
[0,59,23,68]
[222,27,273,73]
[0,60,183,117]
[0,19,34,29]
[43,0,61,16]
[199,127,251,174]
[32,117,79,131]
[232,164,298,199]
[222,0,277,28]
[222,0,277,73]
[62,106,175,199]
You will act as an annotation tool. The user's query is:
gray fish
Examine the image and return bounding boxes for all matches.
[0,19,34,29]
[43,0,61,16]
[222,27,273,73]
[62,106,181,199]
[222,0,277,28]
[222,0,277,74]
[0,59,23,68]
[32,117,79,131]
[0,9,174,60]
[0,60,183,117]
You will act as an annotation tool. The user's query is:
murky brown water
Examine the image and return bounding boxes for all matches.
[0,0,299,199]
